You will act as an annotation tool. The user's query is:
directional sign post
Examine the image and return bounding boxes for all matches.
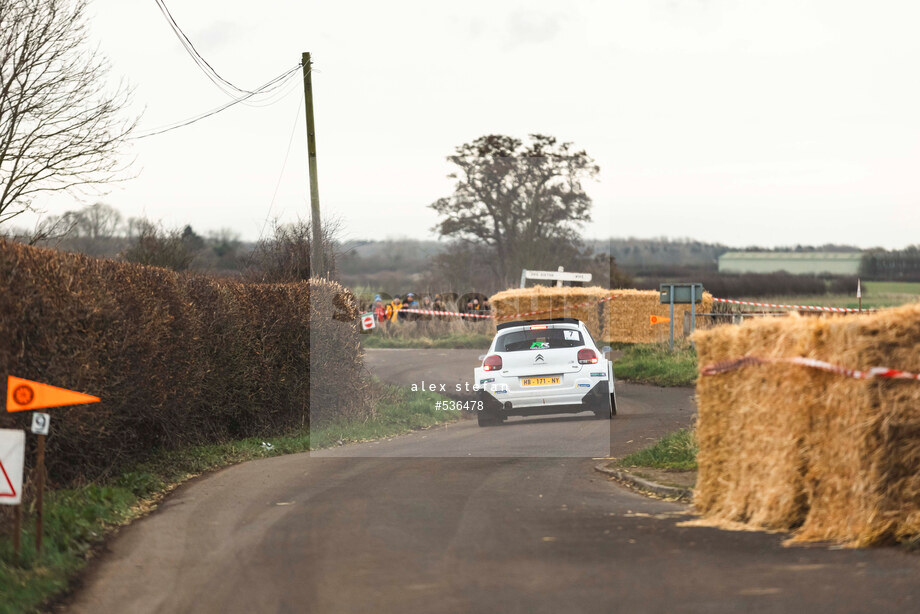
[520,267,593,288]
[659,283,705,352]
[5,376,100,557]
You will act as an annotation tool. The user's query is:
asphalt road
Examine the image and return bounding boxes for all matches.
[66,350,920,614]
[363,348,485,399]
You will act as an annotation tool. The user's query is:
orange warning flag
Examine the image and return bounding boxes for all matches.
[650,315,671,325]
[6,376,100,413]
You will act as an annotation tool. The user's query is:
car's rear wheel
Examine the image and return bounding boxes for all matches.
[476,390,504,426]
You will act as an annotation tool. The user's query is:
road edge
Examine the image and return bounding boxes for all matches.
[594,464,693,501]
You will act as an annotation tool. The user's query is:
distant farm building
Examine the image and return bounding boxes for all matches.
[718,252,862,276]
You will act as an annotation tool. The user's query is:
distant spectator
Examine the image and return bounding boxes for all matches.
[373,295,386,324]
[417,294,433,321]
[387,296,402,324]
[404,292,419,321]
[432,294,448,321]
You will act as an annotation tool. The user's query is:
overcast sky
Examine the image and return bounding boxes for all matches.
[21,0,920,248]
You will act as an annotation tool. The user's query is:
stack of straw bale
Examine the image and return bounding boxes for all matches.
[489,286,712,344]
[490,286,610,339]
[692,303,920,546]
[606,289,713,344]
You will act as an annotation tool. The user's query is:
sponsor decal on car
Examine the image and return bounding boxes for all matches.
[530,341,550,349]
[578,383,592,388]
[590,372,606,377]
[480,377,495,385]
[495,389,508,394]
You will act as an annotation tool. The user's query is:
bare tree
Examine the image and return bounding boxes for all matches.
[1,208,77,244]
[247,218,340,283]
[72,202,122,239]
[120,219,198,272]
[0,0,136,225]
[430,134,598,286]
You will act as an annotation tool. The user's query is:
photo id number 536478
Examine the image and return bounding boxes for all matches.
[435,400,483,411]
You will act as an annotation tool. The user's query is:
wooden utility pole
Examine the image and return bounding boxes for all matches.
[302,52,324,278]
[35,433,45,556]
[13,505,21,560]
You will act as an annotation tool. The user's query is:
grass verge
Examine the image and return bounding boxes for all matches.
[361,332,492,349]
[616,429,698,471]
[744,282,920,310]
[0,383,457,614]
[612,343,698,387]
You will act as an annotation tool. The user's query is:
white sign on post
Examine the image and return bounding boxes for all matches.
[0,429,25,505]
[521,267,592,288]
[31,412,50,436]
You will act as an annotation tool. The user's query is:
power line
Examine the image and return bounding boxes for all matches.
[153,0,251,98]
[152,0,299,108]
[133,64,302,139]
[256,91,305,246]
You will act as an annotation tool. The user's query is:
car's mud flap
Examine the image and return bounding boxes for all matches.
[580,381,609,408]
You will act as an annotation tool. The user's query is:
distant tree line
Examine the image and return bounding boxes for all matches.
[2,202,340,283]
[860,247,920,281]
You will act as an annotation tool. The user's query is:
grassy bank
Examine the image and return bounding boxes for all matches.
[612,343,698,387]
[617,429,698,470]
[0,383,457,614]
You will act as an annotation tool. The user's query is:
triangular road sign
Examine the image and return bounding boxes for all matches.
[6,376,100,412]
[0,458,15,498]
[0,429,24,504]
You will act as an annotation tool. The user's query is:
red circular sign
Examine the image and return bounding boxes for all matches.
[12,384,34,406]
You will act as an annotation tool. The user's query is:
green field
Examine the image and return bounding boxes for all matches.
[744,281,920,310]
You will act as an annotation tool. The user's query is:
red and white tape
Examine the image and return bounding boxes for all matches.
[712,297,867,314]
[398,294,621,322]
[398,308,493,319]
[701,355,920,381]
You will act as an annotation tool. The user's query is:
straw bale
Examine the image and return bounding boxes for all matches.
[692,303,920,546]
[605,289,713,344]
[490,286,611,339]
[489,286,713,343]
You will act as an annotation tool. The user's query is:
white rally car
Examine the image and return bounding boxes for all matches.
[473,318,616,426]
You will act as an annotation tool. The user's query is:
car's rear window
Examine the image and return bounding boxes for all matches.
[497,328,584,352]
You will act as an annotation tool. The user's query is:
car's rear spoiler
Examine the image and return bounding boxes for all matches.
[495,317,581,332]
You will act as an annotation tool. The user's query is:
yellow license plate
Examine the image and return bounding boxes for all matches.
[521,376,561,387]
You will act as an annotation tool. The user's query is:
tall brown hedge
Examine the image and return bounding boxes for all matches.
[0,240,368,485]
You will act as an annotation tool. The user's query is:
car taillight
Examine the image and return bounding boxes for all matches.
[577,349,598,365]
[483,355,502,371]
